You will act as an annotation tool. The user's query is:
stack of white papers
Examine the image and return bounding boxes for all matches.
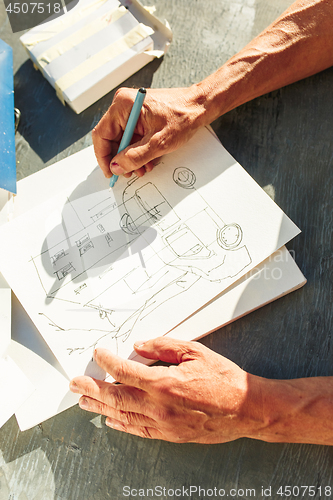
[0,275,35,428]
[0,127,305,430]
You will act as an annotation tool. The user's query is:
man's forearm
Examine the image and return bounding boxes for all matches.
[70,338,333,445]
[249,375,333,445]
[191,0,333,126]
[93,1,333,182]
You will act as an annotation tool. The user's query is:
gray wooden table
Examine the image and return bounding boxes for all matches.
[1,0,333,498]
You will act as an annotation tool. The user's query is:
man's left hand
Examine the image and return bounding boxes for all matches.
[69,337,264,443]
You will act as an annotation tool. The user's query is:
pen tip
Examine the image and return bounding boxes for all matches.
[109,175,118,188]
[139,87,146,94]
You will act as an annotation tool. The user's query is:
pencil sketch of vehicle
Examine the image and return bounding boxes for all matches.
[34,166,251,356]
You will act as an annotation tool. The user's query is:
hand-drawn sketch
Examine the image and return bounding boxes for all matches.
[0,126,300,378]
[50,249,67,265]
[76,233,94,256]
[74,283,87,295]
[54,262,76,281]
[30,166,251,358]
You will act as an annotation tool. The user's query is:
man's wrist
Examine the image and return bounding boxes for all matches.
[244,375,333,445]
[190,77,228,127]
[242,375,307,443]
[184,83,216,130]
[190,56,258,127]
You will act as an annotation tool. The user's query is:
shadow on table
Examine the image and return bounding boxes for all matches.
[13,57,163,164]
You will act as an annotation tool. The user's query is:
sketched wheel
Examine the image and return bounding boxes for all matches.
[120,213,138,234]
[173,167,196,188]
[217,223,243,250]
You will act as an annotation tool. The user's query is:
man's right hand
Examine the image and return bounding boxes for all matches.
[92,86,207,180]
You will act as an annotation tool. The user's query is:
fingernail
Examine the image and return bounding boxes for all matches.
[134,340,146,348]
[106,418,122,430]
[111,162,125,175]
[69,381,79,393]
[79,398,89,410]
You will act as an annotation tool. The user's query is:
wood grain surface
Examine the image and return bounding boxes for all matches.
[0,0,332,498]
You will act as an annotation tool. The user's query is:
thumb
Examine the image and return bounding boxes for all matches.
[110,132,160,175]
[133,336,201,364]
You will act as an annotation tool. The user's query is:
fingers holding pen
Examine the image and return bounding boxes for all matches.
[93,85,206,179]
[93,90,156,178]
[92,88,135,177]
[92,127,120,179]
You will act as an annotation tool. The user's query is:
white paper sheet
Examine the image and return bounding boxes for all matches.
[0,274,11,359]
[9,245,305,429]
[0,133,303,430]
[0,189,36,430]
[0,127,300,380]
[0,188,14,225]
[0,189,14,361]
[166,246,306,342]
[0,354,35,428]
[7,340,79,431]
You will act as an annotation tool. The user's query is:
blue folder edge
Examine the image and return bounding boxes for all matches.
[0,39,17,194]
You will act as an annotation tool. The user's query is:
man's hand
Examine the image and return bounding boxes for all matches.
[69,337,264,443]
[92,87,208,180]
[92,1,333,183]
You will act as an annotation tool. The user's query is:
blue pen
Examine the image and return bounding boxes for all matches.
[109,87,146,188]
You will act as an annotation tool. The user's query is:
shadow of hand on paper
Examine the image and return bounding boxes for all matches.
[38,167,159,304]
